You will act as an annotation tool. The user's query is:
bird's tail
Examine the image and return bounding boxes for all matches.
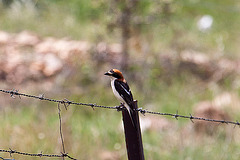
[125,104,136,129]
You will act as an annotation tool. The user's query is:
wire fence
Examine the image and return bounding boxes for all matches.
[1,89,239,125]
[0,149,77,160]
[0,88,240,160]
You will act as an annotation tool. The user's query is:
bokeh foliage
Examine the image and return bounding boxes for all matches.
[1,0,240,160]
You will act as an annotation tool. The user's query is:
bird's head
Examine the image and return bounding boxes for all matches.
[104,69,124,80]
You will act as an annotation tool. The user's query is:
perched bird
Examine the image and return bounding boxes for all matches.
[104,69,135,127]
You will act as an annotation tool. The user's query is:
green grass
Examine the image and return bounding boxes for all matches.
[1,0,240,159]
[1,0,240,56]
[1,78,240,159]
[0,1,108,41]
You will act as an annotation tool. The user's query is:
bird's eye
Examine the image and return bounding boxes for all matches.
[110,69,114,73]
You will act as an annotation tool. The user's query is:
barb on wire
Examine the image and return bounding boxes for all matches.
[189,113,194,123]
[0,89,118,110]
[174,110,179,120]
[1,88,240,127]
[136,108,240,127]
[1,88,240,159]
[0,149,77,160]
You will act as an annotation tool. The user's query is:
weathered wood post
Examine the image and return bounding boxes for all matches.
[122,100,145,160]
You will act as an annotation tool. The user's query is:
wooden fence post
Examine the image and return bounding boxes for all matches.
[122,100,145,160]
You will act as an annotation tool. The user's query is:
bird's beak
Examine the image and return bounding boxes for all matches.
[104,71,111,76]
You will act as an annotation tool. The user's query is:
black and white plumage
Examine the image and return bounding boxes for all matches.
[104,69,135,126]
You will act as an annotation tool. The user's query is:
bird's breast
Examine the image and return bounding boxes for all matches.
[111,79,125,103]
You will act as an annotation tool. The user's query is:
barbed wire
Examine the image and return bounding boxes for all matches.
[137,109,240,126]
[0,89,239,126]
[0,89,117,110]
[0,88,240,159]
[0,149,77,160]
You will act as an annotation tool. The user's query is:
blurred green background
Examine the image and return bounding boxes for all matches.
[0,0,240,159]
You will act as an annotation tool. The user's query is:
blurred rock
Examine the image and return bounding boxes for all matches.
[140,115,174,132]
[99,150,120,160]
[34,37,55,53]
[0,30,91,84]
[179,50,218,80]
[31,53,63,77]
[211,58,239,82]
[212,92,232,108]
[35,38,90,60]
[181,50,210,65]
[13,31,40,46]
[193,101,231,135]
[0,31,11,44]
[1,30,240,86]
[93,42,122,65]
[212,92,240,114]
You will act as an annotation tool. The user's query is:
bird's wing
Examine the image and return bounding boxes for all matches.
[114,79,136,128]
[114,80,133,106]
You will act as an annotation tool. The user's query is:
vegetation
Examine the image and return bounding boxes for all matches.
[0,0,240,159]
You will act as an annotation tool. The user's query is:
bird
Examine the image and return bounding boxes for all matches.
[104,69,135,127]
